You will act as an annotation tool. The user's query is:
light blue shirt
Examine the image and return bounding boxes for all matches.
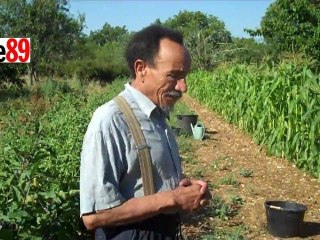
[80,83,182,216]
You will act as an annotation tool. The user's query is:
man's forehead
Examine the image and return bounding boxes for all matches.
[154,46,190,62]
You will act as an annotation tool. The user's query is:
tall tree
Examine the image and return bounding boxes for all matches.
[162,11,232,70]
[222,37,277,65]
[89,23,129,47]
[0,0,85,84]
[67,23,130,83]
[247,0,320,61]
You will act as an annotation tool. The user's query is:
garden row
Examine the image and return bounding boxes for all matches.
[188,60,320,178]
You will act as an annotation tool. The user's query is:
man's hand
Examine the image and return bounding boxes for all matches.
[179,178,212,207]
[168,178,212,213]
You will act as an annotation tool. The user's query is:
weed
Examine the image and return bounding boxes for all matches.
[229,195,245,206]
[192,168,204,178]
[183,156,197,165]
[239,168,254,178]
[208,181,219,190]
[210,159,220,171]
[211,155,234,171]
[207,195,240,221]
[178,136,193,155]
[200,225,247,239]
[219,175,240,187]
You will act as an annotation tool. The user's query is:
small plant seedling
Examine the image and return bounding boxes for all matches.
[229,195,245,205]
[239,168,254,178]
[219,175,240,187]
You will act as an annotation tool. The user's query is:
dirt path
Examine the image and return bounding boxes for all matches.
[181,95,320,240]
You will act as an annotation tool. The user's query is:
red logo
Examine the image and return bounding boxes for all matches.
[0,38,31,63]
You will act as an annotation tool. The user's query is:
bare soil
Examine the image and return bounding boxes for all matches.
[181,95,320,240]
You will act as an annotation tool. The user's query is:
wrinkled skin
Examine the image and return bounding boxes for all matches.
[131,38,191,113]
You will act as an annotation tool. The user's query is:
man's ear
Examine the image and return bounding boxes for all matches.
[134,59,146,78]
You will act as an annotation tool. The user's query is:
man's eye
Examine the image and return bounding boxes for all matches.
[167,73,175,79]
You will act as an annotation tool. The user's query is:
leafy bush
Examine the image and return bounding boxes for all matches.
[0,78,127,238]
[0,65,25,88]
[59,40,129,84]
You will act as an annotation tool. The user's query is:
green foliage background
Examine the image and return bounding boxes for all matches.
[0,79,126,238]
[247,0,320,62]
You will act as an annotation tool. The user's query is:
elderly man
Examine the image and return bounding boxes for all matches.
[80,25,211,240]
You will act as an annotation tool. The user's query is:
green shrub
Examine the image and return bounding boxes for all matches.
[0,78,127,238]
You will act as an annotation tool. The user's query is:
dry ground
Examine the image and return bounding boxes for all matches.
[181,95,320,240]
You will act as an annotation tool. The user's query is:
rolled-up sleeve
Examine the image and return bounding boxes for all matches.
[80,108,126,216]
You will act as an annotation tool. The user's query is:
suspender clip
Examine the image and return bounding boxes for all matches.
[136,144,149,150]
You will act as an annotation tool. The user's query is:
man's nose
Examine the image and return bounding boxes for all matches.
[175,78,187,93]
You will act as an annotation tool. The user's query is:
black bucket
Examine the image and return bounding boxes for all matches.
[176,114,198,135]
[265,200,307,238]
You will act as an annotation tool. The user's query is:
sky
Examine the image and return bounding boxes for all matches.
[69,0,274,38]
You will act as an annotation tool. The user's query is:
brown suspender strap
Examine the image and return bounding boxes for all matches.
[113,95,155,196]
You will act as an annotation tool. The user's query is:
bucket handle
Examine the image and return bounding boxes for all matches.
[270,205,283,210]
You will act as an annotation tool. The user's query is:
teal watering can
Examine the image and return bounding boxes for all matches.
[190,122,205,140]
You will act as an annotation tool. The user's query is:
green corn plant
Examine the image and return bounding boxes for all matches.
[187,60,320,178]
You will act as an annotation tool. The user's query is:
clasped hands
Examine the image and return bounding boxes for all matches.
[171,178,212,213]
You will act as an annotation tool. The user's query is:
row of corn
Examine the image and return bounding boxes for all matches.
[187,61,320,178]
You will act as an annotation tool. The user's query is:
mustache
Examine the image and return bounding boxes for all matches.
[164,90,182,98]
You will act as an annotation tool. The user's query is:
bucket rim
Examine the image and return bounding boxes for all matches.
[265,200,307,213]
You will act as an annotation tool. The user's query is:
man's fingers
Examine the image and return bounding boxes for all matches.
[200,199,209,207]
[179,178,192,187]
[199,191,212,207]
[205,190,212,200]
[195,180,208,193]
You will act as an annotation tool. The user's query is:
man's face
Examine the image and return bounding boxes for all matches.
[144,38,191,112]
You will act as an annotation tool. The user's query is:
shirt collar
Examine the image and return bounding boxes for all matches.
[125,82,158,118]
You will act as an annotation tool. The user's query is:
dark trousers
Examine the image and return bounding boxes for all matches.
[95,214,182,240]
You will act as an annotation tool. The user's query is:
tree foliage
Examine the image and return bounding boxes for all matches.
[62,39,130,84]
[161,11,232,70]
[89,23,129,47]
[0,0,85,84]
[222,37,279,65]
[61,23,131,84]
[0,65,23,89]
[247,0,320,61]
